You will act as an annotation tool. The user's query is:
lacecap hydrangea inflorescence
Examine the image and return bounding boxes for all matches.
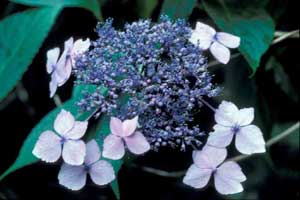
[74,16,220,151]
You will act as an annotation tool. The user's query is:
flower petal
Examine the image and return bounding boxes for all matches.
[49,73,58,98]
[193,145,227,169]
[235,125,266,155]
[62,140,86,165]
[110,117,123,136]
[183,164,212,189]
[55,54,72,86]
[58,163,87,191]
[214,172,244,195]
[122,116,138,136]
[46,47,60,74]
[207,124,234,148]
[216,32,240,48]
[210,41,230,64]
[234,108,254,126]
[189,22,216,50]
[124,131,150,155]
[217,161,246,182]
[102,134,125,160]
[32,130,62,163]
[54,110,75,136]
[215,101,238,126]
[89,160,115,185]
[85,139,101,165]
[72,38,90,56]
[65,121,88,140]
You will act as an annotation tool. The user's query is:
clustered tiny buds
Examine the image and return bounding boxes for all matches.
[32,16,266,194]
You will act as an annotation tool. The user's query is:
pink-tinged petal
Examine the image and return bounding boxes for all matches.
[58,163,87,191]
[72,38,90,56]
[65,121,88,140]
[210,42,230,64]
[85,139,101,165]
[189,22,216,50]
[234,108,254,126]
[62,140,86,165]
[110,117,123,136]
[193,145,227,169]
[214,172,244,195]
[124,131,150,155]
[207,124,234,148]
[46,47,60,74]
[49,74,58,98]
[122,116,138,136]
[89,160,115,185]
[215,101,239,126]
[103,134,125,160]
[32,131,62,163]
[217,161,246,182]
[54,110,75,136]
[183,164,212,189]
[235,125,266,155]
[216,32,240,48]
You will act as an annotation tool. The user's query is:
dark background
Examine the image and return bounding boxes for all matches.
[0,0,299,199]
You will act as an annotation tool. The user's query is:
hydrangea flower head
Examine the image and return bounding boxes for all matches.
[183,145,246,195]
[103,116,150,160]
[47,37,90,97]
[33,109,87,165]
[207,101,266,154]
[189,22,240,64]
[58,139,115,190]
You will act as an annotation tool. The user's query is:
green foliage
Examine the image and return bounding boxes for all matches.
[202,0,275,73]
[0,85,97,181]
[160,0,197,19]
[10,0,102,19]
[0,7,61,101]
[136,0,158,18]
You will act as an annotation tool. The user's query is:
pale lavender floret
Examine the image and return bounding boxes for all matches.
[74,16,220,150]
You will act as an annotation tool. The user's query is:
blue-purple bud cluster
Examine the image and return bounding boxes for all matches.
[74,16,220,150]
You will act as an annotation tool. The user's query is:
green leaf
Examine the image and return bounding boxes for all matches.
[160,0,197,19]
[202,0,275,73]
[0,7,61,101]
[0,85,97,181]
[10,0,102,19]
[136,0,159,18]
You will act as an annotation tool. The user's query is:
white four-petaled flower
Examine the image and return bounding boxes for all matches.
[46,37,90,97]
[183,145,246,195]
[189,22,240,64]
[103,116,151,160]
[58,139,116,191]
[207,101,266,155]
[33,109,87,165]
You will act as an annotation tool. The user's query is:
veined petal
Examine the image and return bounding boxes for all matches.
[207,125,234,148]
[46,47,60,74]
[110,117,123,136]
[32,130,62,163]
[193,145,227,169]
[89,160,115,186]
[85,139,101,165]
[124,131,150,155]
[183,164,212,189]
[102,134,125,160]
[62,140,86,165]
[122,116,138,137]
[215,101,239,126]
[216,32,240,48]
[58,163,87,191]
[54,110,75,136]
[235,125,266,155]
[65,121,88,140]
[210,42,230,64]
